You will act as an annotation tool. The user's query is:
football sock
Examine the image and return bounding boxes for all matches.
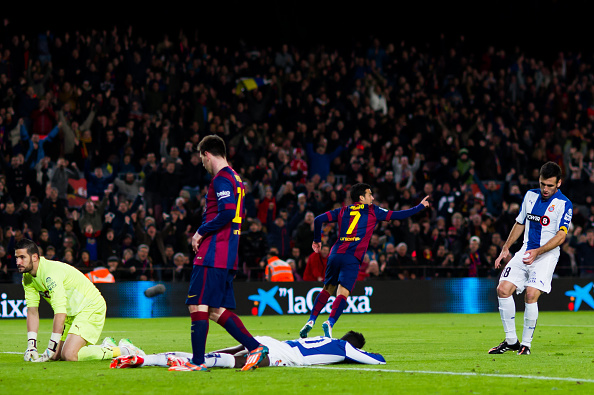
[217,309,260,351]
[328,294,347,327]
[498,296,518,344]
[309,290,331,322]
[190,311,209,365]
[78,346,120,361]
[204,352,235,368]
[522,302,538,347]
[142,354,168,367]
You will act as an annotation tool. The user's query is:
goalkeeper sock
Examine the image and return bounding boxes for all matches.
[309,290,331,322]
[217,309,259,351]
[78,346,120,361]
[498,296,518,344]
[190,311,209,365]
[521,302,538,347]
[327,294,347,327]
[204,352,235,368]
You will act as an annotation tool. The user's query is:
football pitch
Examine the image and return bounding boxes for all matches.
[1,312,593,394]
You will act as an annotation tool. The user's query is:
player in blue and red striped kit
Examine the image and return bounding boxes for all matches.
[300,183,430,338]
[180,135,268,372]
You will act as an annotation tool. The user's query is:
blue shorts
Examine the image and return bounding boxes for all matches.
[186,265,237,309]
[324,254,360,293]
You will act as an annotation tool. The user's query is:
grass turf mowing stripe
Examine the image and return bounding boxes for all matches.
[294,366,594,383]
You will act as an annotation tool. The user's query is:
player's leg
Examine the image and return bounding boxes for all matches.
[301,283,336,338]
[185,265,211,370]
[489,255,527,354]
[323,255,359,337]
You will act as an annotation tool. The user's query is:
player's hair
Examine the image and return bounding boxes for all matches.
[197,135,227,158]
[540,161,562,181]
[15,238,40,258]
[350,183,372,203]
[341,330,366,349]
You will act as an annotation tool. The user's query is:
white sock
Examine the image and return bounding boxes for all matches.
[498,296,517,344]
[204,353,235,368]
[141,354,169,367]
[522,302,539,348]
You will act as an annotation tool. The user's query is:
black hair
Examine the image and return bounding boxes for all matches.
[540,161,562,181]
[197,134,227,158]
[350,183,372,204]
[15,238,40,258]
[340,330,366,349]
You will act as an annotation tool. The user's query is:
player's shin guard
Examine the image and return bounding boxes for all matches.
[217,310,260,351]
[328,294,347,327]
[309,290,331,322]
[190,311,209,365]
[522,302,538,348]
[498,296,517,344]
[78,346,119,361]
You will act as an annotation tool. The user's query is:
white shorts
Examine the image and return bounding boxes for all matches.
[254,336,304,367]
[499,247,559,294]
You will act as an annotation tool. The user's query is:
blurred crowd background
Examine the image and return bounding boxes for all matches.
[1,15,594,284]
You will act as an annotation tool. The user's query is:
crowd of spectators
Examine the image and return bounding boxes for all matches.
[1,23,594,284]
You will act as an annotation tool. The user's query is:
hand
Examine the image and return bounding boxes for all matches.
[494,247,509,269]
[24,347,39,362]
[312,241,321,253]
[420,195,431,208]
[192,232,203,253]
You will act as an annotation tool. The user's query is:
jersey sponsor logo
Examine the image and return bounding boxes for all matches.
[247,286,374,316]
[526,213,550,226]
[340,236,361,242]
[564,209,573,222]
[0,293,27,318]
[216,190,231,200]
[45,277,57,291]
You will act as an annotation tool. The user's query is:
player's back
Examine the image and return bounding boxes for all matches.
[329,204,379,261]
[284,336,385,365]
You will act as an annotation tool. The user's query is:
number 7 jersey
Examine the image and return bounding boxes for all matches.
[315,203,425,262]
[194,166,245,270]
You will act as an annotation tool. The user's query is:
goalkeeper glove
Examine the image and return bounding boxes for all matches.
[24,332,39,362]
[33,332,61,362]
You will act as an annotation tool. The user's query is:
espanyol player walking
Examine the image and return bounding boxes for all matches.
[490,162,572,355]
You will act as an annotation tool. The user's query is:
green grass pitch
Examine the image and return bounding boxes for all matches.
[1,312,593,394]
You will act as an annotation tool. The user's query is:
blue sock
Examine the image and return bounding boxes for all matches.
[218,310,260,351]
[190,311,209,365]
[328,295,347,327]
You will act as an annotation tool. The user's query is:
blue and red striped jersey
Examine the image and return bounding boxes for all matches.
[194,167,245,270]
[314,203,425,262]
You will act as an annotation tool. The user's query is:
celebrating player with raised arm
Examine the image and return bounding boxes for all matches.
[489,161,572,355]
[17,238,143,362]
[300,183,430,338]
[110,330,385,369]
[182,135,268,372]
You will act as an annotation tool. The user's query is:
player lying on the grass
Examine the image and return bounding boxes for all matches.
[110,330,385,370]
[16,238,144,362]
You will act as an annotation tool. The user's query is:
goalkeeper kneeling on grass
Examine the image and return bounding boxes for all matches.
[16,238,143,362]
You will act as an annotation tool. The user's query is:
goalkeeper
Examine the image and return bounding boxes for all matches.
[16,238,143,362]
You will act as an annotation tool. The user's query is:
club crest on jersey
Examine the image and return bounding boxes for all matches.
[548,205,555,212]
[216,190,231,200]
[526,213,550,226]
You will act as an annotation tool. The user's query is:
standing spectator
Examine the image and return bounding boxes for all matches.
[575,228,594,278]
[303,245,329,282]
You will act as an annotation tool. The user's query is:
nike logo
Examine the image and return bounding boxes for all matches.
[187,295,197,298]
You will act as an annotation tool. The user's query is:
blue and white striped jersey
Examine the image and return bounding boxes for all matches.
[282,336,385,365]
[516,188,572,251]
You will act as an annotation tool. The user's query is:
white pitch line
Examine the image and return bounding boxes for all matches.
[294,366,594,383]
